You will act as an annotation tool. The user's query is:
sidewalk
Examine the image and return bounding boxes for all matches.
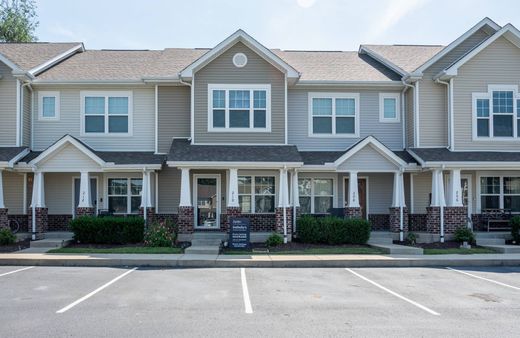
[1,252,520,268]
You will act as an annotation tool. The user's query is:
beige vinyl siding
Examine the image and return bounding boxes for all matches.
[157,85,191,153]
[157,166,181,213]
[23,87,31,147]
[405,89,414,147]
[418,28,491,147]
[4,171,24,214]
[0,62,17,146]
[288,87,404,151]
[32,85,155,151]
[45,173,74,214]
[336,145,398,171]
[412,172,431,213]
[338,172,393,214]
[193,42,285,144]
[39,143,100,171]
[453,37,520,150]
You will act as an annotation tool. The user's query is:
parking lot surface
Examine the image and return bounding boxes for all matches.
[1,265,520,337]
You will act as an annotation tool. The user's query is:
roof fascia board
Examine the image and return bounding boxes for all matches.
[295,80,404,87]
[413,17,501,75]
[424,161,520,169]
[180,30,300,79]
[7,148,30,168]
[406,149,426,166]
[31,80,146,85]
[358,46,407,76]
[29,135,106,167]
[333,136,408,167]
[29,44,84,76]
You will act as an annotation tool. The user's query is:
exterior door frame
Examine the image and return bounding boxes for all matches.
[461,174,472,218]
[72,176,99,217]
[342,176,369,220]
[193,174,221,229]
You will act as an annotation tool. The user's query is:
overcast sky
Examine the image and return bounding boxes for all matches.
[35,0,520,51]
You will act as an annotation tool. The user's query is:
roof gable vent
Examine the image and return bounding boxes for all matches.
[232,52,248,68]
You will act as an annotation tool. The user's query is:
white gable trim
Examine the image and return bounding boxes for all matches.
[332,136,407,168]
[436,24,520,79]
[180,29,300,80]
[412,17,500,76]
[358,46,407,76]
[28,44,84,76]
[29,135,105,167]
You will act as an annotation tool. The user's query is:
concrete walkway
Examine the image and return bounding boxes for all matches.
[1,252,520,268]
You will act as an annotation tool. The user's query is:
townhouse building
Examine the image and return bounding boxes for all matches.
[0,17,518,243]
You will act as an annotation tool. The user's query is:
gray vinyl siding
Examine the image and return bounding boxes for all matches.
[32,85,155,151]
[45,173,74,214]
[4,171,24,214]
[418,28,491,147]
[336,145,398,171]
[23,87,31,147]
[453,37,520,150]
[158,166,181,213]
[412,172,431,214]
[0,62,17,146]
[157,85,190,153]
[193,42,285,144]
[337,172,393,214]
[288,88,404,151]
[405,89,414,147]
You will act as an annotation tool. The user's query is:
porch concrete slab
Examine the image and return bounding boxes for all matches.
[369,243,424,255]
[480,245,520,254]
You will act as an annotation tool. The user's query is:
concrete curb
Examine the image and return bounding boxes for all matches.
[1,254,520,268]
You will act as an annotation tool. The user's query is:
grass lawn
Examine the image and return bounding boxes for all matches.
[423,247,497,255]
[48,246,183,254]
[223,247,385,255]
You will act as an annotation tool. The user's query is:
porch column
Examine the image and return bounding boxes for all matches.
[29,171,47,240]
[0,169,7,228]
[140,170,155,223]
[427,169,446,242]
[225,168,241,232]
[345,171,361,218]
[76,171,95,217]
[178,168,193,234]
[445,168,468,232]
[291,169,300,233]
[276,168,291,243]
[390,171,408,240]
[448,169,463,207]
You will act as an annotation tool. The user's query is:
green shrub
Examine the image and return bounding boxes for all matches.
[323,216,348,245]
[297,215,322,243]
[0,228,16,245]
[144,220,177,247]
[511,216,520,243]
[296,215,371,245]
[345,218,371,245]
[69,216,145,244]
[453,226,475,244]
[265,233,283,247]
[406,232,417,245]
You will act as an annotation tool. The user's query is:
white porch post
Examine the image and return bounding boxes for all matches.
[448,169,463,207]
[430,169,446,242]
[0,169,5,209]
[348,171,360,207]
[179,168,191,207]
[291,170,299,233]
[140,170,153,220]
[77,171,92,208]
[31,171,45,208]
[278,168,289,243]
[392,171,406,241]
[227,168,239,207]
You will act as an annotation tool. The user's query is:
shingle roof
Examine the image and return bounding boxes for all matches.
[0,147,27,162]
[411,148,520,162]
[361,45,445,73]
[0,42,81,72]
[299,150,417,165]
[168,139,302,163]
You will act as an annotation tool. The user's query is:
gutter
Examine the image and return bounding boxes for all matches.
[435,79,453,150]
[178,75,194,143]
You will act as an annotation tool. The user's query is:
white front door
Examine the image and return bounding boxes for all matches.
[193,174,221,228]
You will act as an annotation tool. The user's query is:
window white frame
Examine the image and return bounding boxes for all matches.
[38,91,60,120]
[299,177,336,214]
[308,92,360,138]
[208,84,271,132]
[106,177,142,214]
[193,174,221,228]
[80,91,133,136]
[472,85,520,141]
[238,175,276,214]
[379,93,400,123]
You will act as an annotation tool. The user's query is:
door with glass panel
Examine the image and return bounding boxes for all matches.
[107,178,143,214]
[193,175,220,228]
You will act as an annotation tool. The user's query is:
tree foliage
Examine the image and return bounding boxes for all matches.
[0,0,38,42]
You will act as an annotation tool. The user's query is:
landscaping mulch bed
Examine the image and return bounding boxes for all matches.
[0,239,31,253]
[393,240,465,249]
[65,241,190,249]
[266,242,372,252]
[222,241,382,255]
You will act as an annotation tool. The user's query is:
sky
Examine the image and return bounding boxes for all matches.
[34,0,520,51]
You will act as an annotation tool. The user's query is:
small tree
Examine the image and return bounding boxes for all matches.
[0,0,38,42]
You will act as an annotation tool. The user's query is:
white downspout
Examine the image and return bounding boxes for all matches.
[435,79,451,150]
[401,80,415,148]
[179,75,194,144]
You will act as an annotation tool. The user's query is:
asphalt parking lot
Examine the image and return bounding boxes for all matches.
[1,265,520,337]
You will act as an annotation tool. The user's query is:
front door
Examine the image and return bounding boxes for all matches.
[344,178,368,219]
[193,175,221,228]
[73,178,97,217]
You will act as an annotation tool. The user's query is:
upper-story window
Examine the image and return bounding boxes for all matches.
[208,84,271,132]
[81,91,133,136]
[473,85,520,140]
[379,93,400,123]
[38,91,60,120]
[308,92,359,137]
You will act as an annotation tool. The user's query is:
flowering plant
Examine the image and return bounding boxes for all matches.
[144,220,177,247]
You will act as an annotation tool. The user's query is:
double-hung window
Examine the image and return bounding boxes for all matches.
[107,178,142,214]
[379,93,400,122]
[473,86,520,139]
[309,92,359,137]
[479,176,520,212]
[208,84,270,132]
[298,178,334,214]
[238,176,275,213]
[81,91,132,135]
[38,91,60,120]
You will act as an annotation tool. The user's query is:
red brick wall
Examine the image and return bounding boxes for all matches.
[389,207,409,233]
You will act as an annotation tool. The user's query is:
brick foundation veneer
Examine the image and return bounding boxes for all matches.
[76,207,95,217]
[0,208,7,228]
[27,207,48,240]
[275,207,292,235]
[409,214,427,232]
[426,207,440,234]
[154,213,178,225]
[7,214,28,232]
[241,213,277,232]
[344,207,362,219]
[139,207,156,224]
[177,206,194,234]
[368,214,390,231]
[48,214,72,231]
[224,207,242,232]
[389,207,409,233]
[443,206,467,233]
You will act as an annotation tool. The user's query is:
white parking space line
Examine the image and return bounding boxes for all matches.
[240,268,253,314]
[345,268,440,316]
[56,267,137,314]
[0,266,34,277]
[447,267,520,291]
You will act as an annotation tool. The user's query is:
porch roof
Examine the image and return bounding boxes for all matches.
[20,150,164,166]
[410,148,520,163]
[0,147,28,162]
